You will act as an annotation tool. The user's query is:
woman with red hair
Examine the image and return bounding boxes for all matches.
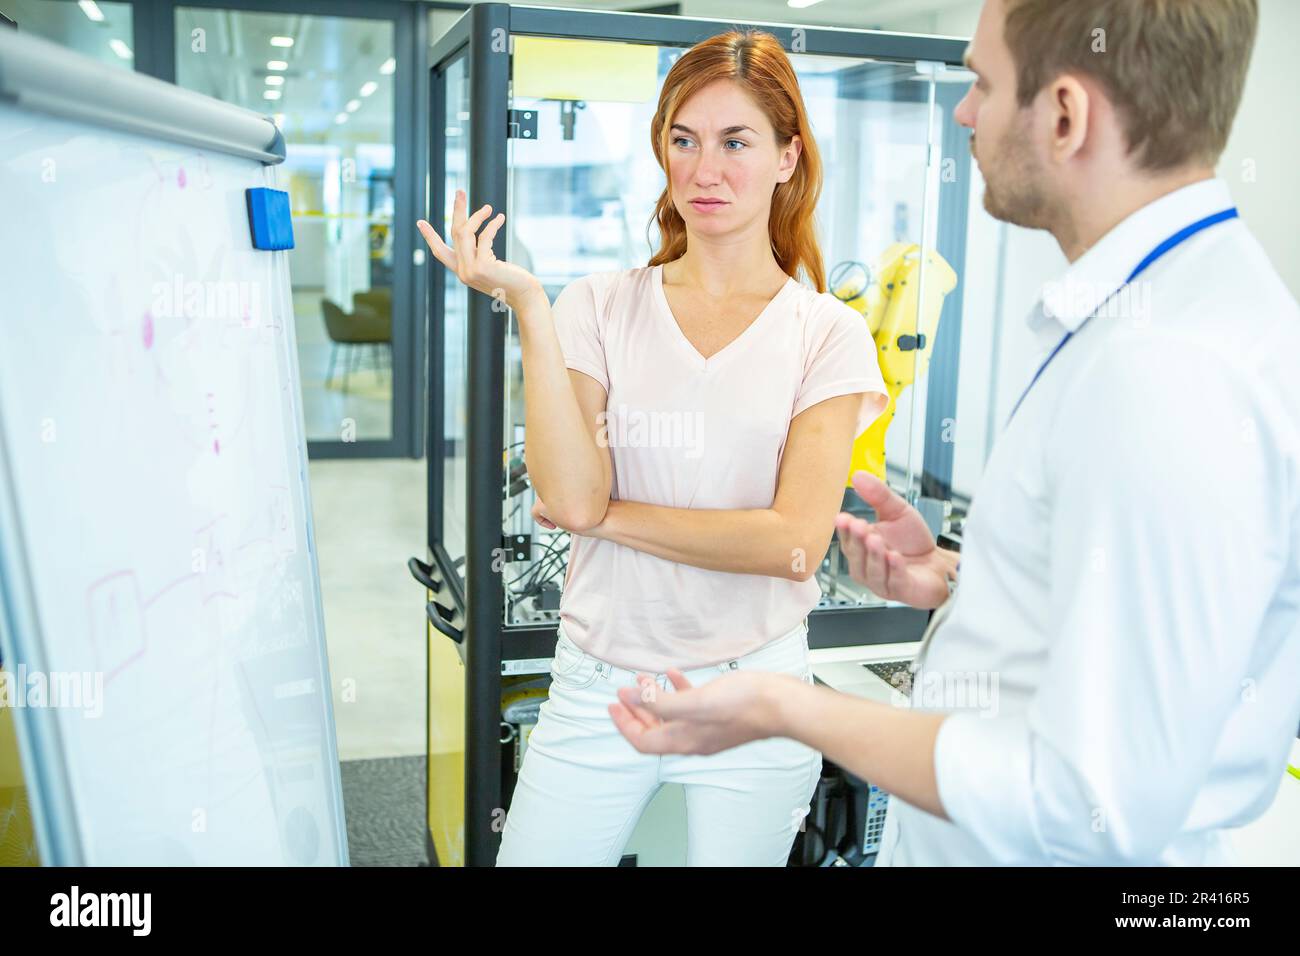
[420,29,887,866]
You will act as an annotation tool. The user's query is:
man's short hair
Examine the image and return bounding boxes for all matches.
[1003,0,1258,171]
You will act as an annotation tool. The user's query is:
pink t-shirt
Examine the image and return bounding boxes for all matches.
[550,263,888,672]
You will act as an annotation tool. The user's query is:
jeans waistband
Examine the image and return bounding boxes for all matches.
[557,618,809,681]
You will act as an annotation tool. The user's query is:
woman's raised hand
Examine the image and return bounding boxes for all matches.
[417,189,546,313]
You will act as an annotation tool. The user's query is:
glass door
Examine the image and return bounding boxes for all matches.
[434,50,470,584]
[0,0,136,68]
[171,0,418,457]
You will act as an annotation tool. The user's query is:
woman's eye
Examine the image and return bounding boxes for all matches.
[672,136,693,149]
[725,139,746,151]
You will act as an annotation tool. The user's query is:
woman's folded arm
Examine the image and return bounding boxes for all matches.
[585,393,863,579]
[517,298,612,531]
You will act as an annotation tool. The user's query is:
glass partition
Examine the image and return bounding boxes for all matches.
[494,35,980,626]
[501,39,675,625]
[439,51,470,577]
[0,0,134,70]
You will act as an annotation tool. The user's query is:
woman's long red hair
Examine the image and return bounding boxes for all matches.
[647,29,826,292]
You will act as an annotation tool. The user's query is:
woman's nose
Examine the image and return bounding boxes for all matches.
[694,158,722,187]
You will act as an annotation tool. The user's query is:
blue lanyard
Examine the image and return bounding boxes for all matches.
[1006,207,1239,425]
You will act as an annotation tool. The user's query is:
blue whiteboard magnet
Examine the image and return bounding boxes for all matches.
[245,187,295,250]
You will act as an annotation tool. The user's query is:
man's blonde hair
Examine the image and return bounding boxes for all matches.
[1003,0,1258,171]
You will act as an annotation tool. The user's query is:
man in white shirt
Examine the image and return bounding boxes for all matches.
[608,0,1300,864]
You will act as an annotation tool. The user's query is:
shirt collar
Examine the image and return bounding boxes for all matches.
[1031,176,1235,332]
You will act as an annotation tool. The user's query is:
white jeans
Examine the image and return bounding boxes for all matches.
[496,619,822,866]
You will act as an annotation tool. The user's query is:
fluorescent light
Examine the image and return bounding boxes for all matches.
[359,80,378,98]
[265,75,284,86]
[787,0,824,7]
[78,1,105,22]
[263,90,282,100]
[267,60,288,71]
[379,57,395,75]
[346,99,360,113]
[270,36,294,48]
[109,39,133,60]
[334,113,348,124]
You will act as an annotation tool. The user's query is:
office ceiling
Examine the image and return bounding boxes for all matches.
[1,0,974,148]
[445,0,977,34]
[174,7,395,145]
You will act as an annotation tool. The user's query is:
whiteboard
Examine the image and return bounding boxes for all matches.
[0,30,347,865]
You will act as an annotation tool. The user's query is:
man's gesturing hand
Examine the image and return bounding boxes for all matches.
[835,471,958,610]
[608,670,788,756]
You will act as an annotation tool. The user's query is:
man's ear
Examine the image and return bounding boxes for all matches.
[1046,76,1091,164]
[779,134,803,183]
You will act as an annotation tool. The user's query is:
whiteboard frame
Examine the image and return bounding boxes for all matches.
[0,27,284,166]
[0,405,83,865]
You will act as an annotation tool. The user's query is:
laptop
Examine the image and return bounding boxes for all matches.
[810,642,919,706]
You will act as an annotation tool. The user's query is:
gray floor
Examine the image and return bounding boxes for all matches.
[309,458,428,761]
[340,755,428,867]
[309,459,432,866]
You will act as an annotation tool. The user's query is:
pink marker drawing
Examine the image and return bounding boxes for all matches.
[85,570,148,684]
[206,391,220,455]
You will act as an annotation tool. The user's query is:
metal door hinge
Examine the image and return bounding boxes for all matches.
[507,108,537,140]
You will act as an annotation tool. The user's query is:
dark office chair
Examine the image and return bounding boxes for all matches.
[352,287,391,321]
[320,296,391,393]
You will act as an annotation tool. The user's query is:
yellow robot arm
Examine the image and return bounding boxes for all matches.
[831,244,958,485]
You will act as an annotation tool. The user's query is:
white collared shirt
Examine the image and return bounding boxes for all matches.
[877,178,1300,865]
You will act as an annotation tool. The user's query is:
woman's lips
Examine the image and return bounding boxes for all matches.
[689,199,728,212]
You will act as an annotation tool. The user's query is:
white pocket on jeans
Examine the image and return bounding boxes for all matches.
[549,633,598,690]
